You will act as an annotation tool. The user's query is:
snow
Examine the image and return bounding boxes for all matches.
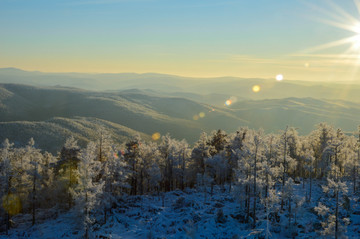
[2,181,360,238]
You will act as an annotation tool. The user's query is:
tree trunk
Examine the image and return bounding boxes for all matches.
[309,172,312,202]
[104,206,107,224]
[32,165,36,226]
[353,165,356,194]
[335,189,339,239]
[246,185,250,223]
[181,150,185,191]
[288,198,291,227]
[69,165,72,209]
[32,180,36,226]
[253,144,258,228]
[85,192,88,239]
[281,127,288,211]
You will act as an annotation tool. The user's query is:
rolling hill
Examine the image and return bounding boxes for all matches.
[0,117,150,153]
[1,82,360,152]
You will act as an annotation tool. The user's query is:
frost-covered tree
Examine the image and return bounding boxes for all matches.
[175,140,191,190]
[39,152,56,208]
[0,139,14,234]
[124,135,142,195]
[189,132,213,185]
[233,129,265,226]
[158,134,187,192]
[310,123,336,178]
[205,153,227,186]
[233,138,253,223]
[315,178,349,239]
[303,149,315,202]
[227,128,248,191]
[279,127,297,211]
[342,132,359,194]
[55,136,80,208]
[261,189,279,239]
[283,178,295,227]
[72,141,104,239]
[208,129,228,156]
[251,130,264,228]
[23,138,43,226]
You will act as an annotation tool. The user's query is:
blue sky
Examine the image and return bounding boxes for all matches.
[1,0,360,81]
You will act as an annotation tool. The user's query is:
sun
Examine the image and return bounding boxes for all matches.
[306,1,360,61]
[351,33,360,50]
[350,22,360,51]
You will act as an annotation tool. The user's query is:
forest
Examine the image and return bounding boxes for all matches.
[1,122,360,238]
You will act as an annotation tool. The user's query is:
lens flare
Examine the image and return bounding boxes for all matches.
[199,112,205,118]
[276,74,284,81]
[193,115,199,120]
[152,132,161,140]
[2,194,21,216]
[252,85,261,93]
[225,100,232,106]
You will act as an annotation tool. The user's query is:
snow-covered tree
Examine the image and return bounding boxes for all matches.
[189,132,213,185]
[72,141,104,239]
[23,138,43,226]
[0,139,15,234]
[303,149,315,202]
[278,126,297,211]
[261,189,279,239]
[55,136,81,209]
[123,135,142,195]
[315,178,349,239]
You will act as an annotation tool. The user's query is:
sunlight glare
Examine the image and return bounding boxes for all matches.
[352,34,360,50]
[252,85,261,93]
[352,22,360,33]
[307,2,360,62]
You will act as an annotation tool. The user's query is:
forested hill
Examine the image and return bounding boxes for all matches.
[0,83,243,151]
[2,83,360,152]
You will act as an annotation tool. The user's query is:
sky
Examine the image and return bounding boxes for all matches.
[1,0,360,81]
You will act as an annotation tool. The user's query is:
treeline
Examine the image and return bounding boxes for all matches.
[1,123,359,238]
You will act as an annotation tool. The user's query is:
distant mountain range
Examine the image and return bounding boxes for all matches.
[1,68,360,152]
[2,68,360,104]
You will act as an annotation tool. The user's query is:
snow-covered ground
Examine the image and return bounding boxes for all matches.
[2,181,360,238]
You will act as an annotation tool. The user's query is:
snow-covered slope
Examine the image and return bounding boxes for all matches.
[3,183,360,239]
